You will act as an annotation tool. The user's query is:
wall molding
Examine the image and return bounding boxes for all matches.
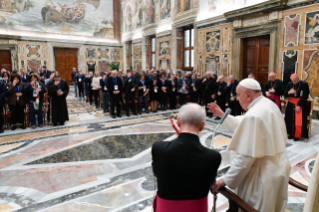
[224,0,287,21]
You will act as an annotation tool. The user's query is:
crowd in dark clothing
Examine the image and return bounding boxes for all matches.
[0,66,69,133]
[71,68,246,119]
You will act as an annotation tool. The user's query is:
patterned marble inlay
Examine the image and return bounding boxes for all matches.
[27,133,173,165]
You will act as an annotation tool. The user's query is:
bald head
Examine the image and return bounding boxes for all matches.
[178,103,206,133]
[217,76,223,83]
[269,72,276,82]
[290,75,299,85]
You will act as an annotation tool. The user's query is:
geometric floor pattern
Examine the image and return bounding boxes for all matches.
[0,91,318,211]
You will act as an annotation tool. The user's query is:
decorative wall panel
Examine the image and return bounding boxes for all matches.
[206,30,220,53]
[198,32,204,54]
[303,50,319,98]
[84,46,122,73]
[282,50,298,88]
[222,28,230,52]
[305,10,319,45]
[222,54,229,81]
[18,41,49,73]
[283,14,301,47]
[157,37,171,70]
[205,55,220,75]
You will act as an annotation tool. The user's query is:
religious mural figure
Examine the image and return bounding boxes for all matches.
[125,5,133,32]
[178,0,191,15]
[160,0,171,20]
[147,0,155,24]
[135,0,144,29]
[305,11,319,44]
[159,41,170,57]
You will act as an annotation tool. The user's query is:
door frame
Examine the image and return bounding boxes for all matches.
[231,21,281,81]
[48,42,84,73]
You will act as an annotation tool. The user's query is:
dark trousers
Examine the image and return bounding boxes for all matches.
[0,104,4,129]
[47,97,51,122]
[89,89,93,105]
[229,101,242,116]
[78,85,84,98]
[28,102,43,126]
[160,94,168,111]
[170,94,177,109]
[179,94,187,106]
[138,94,148,112]
[198,91,204,105]
[101,91,110,112]
[10,103,25,125]
[110,94,121,116]
[217,99,226,112]
[93,90,100,108]
[190,92,198,103]
[205,96,213,117]
[125,92,136,115]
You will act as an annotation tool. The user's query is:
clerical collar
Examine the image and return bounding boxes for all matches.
[180,131,199,136]
[247,95,263,110]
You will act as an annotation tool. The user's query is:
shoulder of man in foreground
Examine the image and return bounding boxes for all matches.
[152,137,222,161]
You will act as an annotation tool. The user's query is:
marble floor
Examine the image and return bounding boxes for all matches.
[0,90,318,212]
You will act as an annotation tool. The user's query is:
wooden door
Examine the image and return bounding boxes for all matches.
[0,50,12,72]
[243,35,270,85]
[54,48,78,85]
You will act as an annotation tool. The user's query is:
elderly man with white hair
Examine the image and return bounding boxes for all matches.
[208,78,291,212]
[152,103,221,212]
[284,73,310,141]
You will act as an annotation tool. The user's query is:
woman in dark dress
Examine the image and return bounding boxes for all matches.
[150,75,159,112]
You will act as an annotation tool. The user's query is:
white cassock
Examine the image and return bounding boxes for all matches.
[222,95,291,212]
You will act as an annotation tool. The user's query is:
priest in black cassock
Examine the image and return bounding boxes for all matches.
[284,73,310,141]
[202,72,216,117]
[47,75,69,126]
[264,72,284,109]
[213,76,227,117]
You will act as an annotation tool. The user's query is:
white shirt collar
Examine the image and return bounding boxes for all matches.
[247,95,263,110]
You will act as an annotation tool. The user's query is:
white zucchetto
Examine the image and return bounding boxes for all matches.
[239,78,261,91]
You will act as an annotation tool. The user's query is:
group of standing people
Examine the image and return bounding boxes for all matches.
[0,66,69,133]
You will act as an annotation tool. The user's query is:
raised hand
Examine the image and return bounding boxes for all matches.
[207,102,224,118]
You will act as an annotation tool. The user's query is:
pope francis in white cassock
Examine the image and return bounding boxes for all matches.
[208,78,291,212]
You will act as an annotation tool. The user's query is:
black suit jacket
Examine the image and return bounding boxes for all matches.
[0,80,6,106]
[152,133,221,200]
[107,76,123,96]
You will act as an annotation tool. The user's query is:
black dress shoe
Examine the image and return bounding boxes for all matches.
[133,113,138,116]
[117,114,122,118]
[0,129,4,133]
[11,126,17,131]
[288,135,293,139]
[53,123,58,126]
[293,137,299,141]
[21,125,26,129]
[126,113,130,117]
[60,122,65,126]
[112,115,116,119]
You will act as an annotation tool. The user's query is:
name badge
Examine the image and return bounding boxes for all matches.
[172,87,175,91]
[104,86,107,91]
[33,90,38,97]
[129,79,131,82]
[218,91,221,96]
[79,78,82,82]
[193,86,195,90]
[182,86,185,90]
[154,89,158,93]
[17,96,19,101]
[143,88,146,92]
[114,85,118,90]
[230,93,233,97]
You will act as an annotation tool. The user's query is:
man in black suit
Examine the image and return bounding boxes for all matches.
[123,69,138,116]
[213,76,227,119]
[0,80,6,133]
[40,66,51,81]
[224,75,241,116]
[20,68,29,83]
[202,72,216,117]
[189,74,200,103]
[107,70,123,118]
[152,103,221,212]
